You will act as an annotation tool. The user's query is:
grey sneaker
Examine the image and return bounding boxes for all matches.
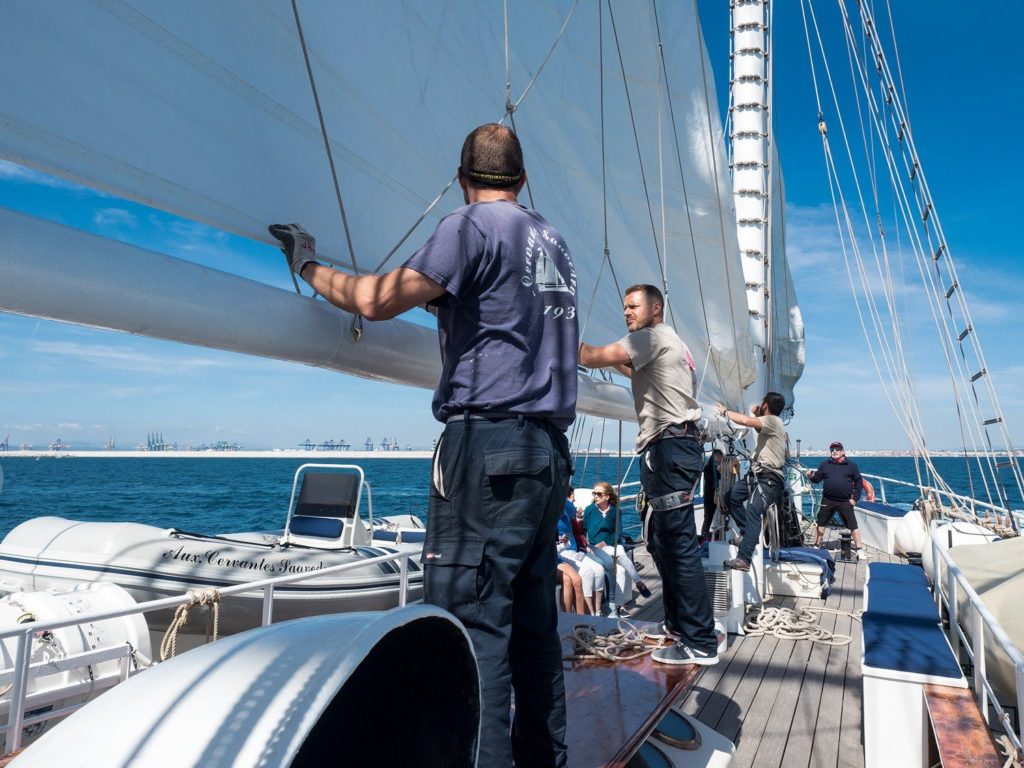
[652,642,719,666]
[646,622,680,642]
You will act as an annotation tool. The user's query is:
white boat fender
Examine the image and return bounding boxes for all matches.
[14,605,480,767]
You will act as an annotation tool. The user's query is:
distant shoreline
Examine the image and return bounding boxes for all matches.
[1,449,1017,460]
[0,450,435,460]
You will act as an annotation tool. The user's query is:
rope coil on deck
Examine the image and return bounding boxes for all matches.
[742,606,862,646]
[159,588,221,661]
[563,619,669,662]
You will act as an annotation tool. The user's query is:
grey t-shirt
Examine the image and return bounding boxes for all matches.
[753,414,787,474]
[402,200,578,428]
[617,323,701,451]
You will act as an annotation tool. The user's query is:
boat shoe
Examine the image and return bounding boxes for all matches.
[722,557,751,571]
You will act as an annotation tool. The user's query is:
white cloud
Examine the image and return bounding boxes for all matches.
[29,340,231,375]
[58,422,82,432]
[93,208,138,229]
[0,159,88,190]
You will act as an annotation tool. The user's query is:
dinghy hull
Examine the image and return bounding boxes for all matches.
[0,517,424,642]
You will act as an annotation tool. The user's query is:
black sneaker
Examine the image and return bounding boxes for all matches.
[651,642,719,666]
[722,557,751,572]
[644,622,680,642]
[636,581,652,598]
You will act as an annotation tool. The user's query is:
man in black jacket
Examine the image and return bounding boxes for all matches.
[808,441,867,558]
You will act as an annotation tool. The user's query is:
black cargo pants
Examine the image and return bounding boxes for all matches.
[423,414,571,768]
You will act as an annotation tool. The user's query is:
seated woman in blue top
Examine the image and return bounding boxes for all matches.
[557,487,604,614]
[583,482,651,602]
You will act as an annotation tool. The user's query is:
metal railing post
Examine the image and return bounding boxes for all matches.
[6,631,32,754]
[947,568,959,661]
[261,584,275,626]
[398,558,409,608]
[879,478,887,504]
[972,603,989,724]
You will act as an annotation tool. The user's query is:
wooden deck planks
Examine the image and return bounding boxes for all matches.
[618,538,901,768]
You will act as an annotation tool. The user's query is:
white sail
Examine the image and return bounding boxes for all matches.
[768,148,806,410]
[0,1,762,411]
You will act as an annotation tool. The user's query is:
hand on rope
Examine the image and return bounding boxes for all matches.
[159,588,222,662]
[269,223,320,283]
[742,605,862,646]
[563,619,671,662]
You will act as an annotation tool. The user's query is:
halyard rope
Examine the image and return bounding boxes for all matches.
[160,588,221,661]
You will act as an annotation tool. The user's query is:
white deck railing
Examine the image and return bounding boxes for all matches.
[929,523,1024,759]
[0,547,420,755]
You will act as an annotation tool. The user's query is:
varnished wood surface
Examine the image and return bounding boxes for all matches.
[923,684,1003,768]
[622,531,890,767]
[560,613,700,768]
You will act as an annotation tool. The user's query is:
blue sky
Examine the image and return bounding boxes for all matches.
[1,2,1020,452]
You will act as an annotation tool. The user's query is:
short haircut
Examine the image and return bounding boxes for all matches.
[763,391,786,416]
[459,124,524,189]
[624,284,664,308]
[712,448,724,457]
[567,485,574,496]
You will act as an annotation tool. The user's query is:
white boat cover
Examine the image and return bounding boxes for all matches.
[0,0,762,407]
[14,606,480,767]
[947,536,1024,706]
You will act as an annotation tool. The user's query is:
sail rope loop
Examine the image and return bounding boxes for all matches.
[743,605,861,647]
[159,588,221,661]
[564,620,671,662]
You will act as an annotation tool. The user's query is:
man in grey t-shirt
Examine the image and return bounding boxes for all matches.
[580,284,718,667]
[716,392,788,571]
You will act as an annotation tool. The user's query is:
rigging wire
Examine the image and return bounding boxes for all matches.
[801,0,1014,514]
[371,0,582,275]
[833,0,1004,508]
[289,0,361,280]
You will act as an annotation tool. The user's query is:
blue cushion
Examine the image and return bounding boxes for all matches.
[868,562,928,586]
[290,515,344,539]
[857,501,909,518]
[862,612,962,679]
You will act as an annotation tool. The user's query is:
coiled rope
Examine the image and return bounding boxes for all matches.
[564,619,670,662]
[742,605,861,646]
[160,588,221,661]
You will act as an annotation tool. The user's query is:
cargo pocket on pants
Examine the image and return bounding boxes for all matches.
[482,449,551,528]
[422,536,485,625]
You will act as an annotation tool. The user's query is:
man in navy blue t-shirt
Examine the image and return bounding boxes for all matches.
[270,124,577,768]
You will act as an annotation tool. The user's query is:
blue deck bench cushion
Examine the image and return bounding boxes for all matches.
[863,563,962,681]
[867,561,928,586]
[857,501,909,518]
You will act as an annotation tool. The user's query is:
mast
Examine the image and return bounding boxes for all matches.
[730,0,773,401]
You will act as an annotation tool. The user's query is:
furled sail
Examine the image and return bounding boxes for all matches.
[0,1,758,415]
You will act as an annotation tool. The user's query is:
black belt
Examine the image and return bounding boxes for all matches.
[652,420,700,443]
[445,411,552,425]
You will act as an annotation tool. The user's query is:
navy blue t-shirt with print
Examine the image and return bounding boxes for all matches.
[402,200,578,429]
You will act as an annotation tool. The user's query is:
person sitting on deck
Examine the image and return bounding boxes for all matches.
[583,481,651,606]
[556,487,603,614]
[808,441,868,559]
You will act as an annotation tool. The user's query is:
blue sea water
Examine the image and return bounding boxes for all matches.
[0,455,1020,539]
